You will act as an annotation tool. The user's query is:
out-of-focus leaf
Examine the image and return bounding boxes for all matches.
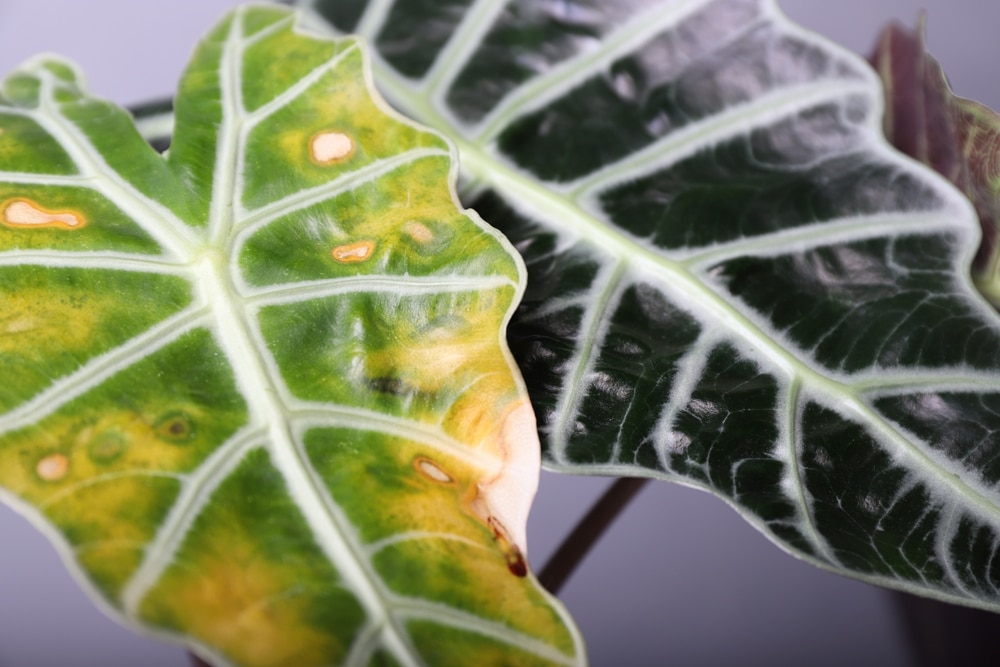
[870,20,1000,306]
[0,6,582,666]
[295,0,1000,612]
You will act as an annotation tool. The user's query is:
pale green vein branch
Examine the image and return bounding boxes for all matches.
[0,251,186,274]
[394,599,578,666]
[121,429,266,615]
[195,253,420,666]
[243,273,516,306]
[648,331,719,468]
[422,0,507,101]
[243,41,357,126]
[292,407,498,470]
[283,435,422,667]
[851,371,1000,395]
[807,381,1000,529]
[472,0,714,144]
[680,211,958,269]
[206,7,248,246]
[0,306,208,437]
[783,378,840,566]
[30,69,197,256]
[39,470,185,511]
[934,503,972,596]
[0,171,85,185]
[569,80,873,200]
[549,260,627,462]
[464,112,1000,529]
[353,0,396,40]
[232,147,449,237]
[342,623,383,667]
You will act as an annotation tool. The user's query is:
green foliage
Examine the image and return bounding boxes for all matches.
[0,6,580,666]
[297,0,1000,613]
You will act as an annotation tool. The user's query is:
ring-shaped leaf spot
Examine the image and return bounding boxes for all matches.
[0,6,581,667]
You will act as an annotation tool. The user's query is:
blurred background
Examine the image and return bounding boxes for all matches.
[1,1,998,665]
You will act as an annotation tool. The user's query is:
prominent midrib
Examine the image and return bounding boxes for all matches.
[443,79,1000,531]
[188,255,420,665]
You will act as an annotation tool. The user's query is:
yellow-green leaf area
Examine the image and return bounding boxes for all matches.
[240,42,447,211]
[50,475,182,601]
[239,158,516,285]
[0,268,191,412]
[1,71,42,107]
[140,448,365,667]
[258,289,519,429]
[0,4,582,665]
[407,621,579,667]
[0,113,77,174]
[0,328,247,597]
[5,60,199,226]
[238,8,346,113]
[305,427,579,658]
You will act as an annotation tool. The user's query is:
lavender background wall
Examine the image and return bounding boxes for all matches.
[0,1,997,665]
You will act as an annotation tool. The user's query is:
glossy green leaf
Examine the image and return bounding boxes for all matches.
[295,0,1000,611]
[0,6,582,666]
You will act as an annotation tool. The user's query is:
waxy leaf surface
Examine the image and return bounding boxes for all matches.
[296,0,1000,610]
[0,6,583,667]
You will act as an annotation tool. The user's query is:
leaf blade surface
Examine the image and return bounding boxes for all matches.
[298,0,1000,610]
[0,6,582,666]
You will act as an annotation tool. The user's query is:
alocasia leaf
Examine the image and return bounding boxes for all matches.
[296,0,1000,611]
[869,20,1000,309]
[0,5,583,667]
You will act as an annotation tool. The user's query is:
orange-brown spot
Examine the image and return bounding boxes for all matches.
[487,516,528,577]
[309,131,354,164]
[36,453,69,482]
[3,199,85,230]
[331,240,374,263]
[414,457,453,484]
[403,221,434,244]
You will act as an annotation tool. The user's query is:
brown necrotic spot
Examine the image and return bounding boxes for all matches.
[154,411,195,444]
[332,240,374,263]
[368,376,405,395]
[309,131,354,164]
[487,516,528,577]
[36,453,69,482]
[3,199,85,230]
[414,457,453,484]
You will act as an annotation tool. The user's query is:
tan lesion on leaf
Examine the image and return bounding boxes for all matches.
[36,452,69,482]
[2,198,85,230]
[331,240,374,263]
[309,130,354,164]
[2,406,207,508]
[403,220,434,244]
[414,456,455,485]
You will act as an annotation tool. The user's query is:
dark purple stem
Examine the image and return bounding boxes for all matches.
[538,477,650,595]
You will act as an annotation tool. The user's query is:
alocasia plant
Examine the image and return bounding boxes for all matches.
[0,5,582,666]
[4,0,1000,665]
[292,0,1000,613]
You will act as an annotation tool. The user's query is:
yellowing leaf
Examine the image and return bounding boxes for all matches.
[0,6,582,666]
